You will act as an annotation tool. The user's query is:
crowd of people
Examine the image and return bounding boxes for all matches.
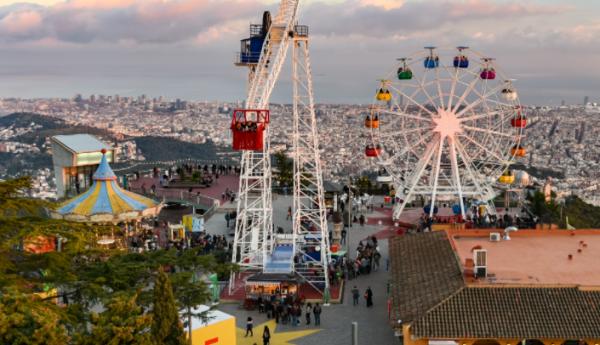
[249,293,323,331]
[415,207,534,232]
[347,236,382,279]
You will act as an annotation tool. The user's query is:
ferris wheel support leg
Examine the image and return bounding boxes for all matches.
[448,137,466,218]
[393,139,438,221]
[454,139,491,206]
[429,137,445,218]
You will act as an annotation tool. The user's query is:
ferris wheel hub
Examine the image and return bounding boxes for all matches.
[433,108,462,138]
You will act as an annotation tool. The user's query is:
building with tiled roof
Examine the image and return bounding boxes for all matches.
[389,229,600,345]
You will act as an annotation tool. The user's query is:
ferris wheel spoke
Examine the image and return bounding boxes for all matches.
[451,74,480,113]
[459,110,504,122]
[415,64,440,110]
[435,68,445,109]
[387,85,436,117]
[442,64,460,110]
[458,132,510,164]
[456,83,506,118]
[378,126,432,139]
[462,125,515,139]
[380,108,433,122]
[383,131,434,166]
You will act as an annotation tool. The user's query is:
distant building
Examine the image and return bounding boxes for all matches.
[51,134,113,198]
[584,95,589,105]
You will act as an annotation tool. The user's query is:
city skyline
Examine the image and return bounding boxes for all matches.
[0,0,599,104]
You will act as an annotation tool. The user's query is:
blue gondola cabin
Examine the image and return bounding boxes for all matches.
[453,55,469,68]
[424,56,439,69]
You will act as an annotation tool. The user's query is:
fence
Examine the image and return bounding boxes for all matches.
[130,187,221,219]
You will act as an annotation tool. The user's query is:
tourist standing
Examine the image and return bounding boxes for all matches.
[291,305,299,326]
[305,302,312,325]
[313,303,322,326]
[287,206,292,220]
[365,287,373,308]
[262,326,271,345]
[245,316,254,337]
[351,286,360,306]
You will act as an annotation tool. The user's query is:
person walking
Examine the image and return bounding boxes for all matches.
[313,303,322,326]
[305,302,312,325]
[373,250,381,272]
[351,286,360,306]
[287,206,292,220]
[245,316,254,337]
[365,287,374,308]
[262,325,271,345]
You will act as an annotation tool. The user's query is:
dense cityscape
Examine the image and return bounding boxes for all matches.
[2,95,600,204]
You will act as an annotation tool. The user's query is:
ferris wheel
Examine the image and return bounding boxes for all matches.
[365,46,526,220]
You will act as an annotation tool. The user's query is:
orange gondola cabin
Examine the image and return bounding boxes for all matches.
[511,145,526,157]
[231,109,270,151]
[365,115,380,129]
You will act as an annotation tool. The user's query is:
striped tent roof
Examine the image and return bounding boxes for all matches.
[54,150,161,223]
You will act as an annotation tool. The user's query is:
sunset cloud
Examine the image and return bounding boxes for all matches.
[0,0,568,44]
[0,0,596,104]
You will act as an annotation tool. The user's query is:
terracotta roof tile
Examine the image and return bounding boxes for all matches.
[389,232,465,324]
[412,286,600,339]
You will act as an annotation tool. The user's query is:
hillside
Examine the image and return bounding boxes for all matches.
[0,113,226,177]
[133,136,220,162]
[0,113,117,146]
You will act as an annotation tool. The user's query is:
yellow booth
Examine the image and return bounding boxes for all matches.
[184,305,236,345]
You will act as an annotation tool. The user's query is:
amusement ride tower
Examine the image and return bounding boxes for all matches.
[230,0,330,295]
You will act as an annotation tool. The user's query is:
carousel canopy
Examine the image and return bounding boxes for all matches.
[54,149,161,223]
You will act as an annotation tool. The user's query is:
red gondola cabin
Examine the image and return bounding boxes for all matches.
[511,116,527,128]
[231,109,270,151]
[365,145,382,157]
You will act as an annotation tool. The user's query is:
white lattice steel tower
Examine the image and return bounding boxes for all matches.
[291,33,330,292]
[230,0,330,294]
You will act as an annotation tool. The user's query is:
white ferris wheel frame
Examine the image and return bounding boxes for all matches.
[368,47,525,220]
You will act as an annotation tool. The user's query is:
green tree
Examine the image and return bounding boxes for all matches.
[0,289,69,345]
[170,249,231,344]
[78,293,154,345]
[0,177,115,340]
[0,178,230,343]
[528,190,560,225]
[151,269,186,345]
[274,151,293,187]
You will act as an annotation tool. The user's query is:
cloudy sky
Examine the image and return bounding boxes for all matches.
[0,0,598,105]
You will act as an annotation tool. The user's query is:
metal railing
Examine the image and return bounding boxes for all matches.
[294,25,309,37]
[130,187,221,219]
[235,52,261,65]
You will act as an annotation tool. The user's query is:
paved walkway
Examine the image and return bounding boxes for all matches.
[212,195,400,345]
[129,174,239,208]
